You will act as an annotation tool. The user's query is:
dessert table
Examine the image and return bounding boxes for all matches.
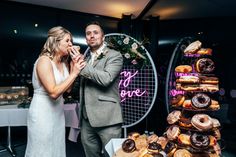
[0,103,80,156]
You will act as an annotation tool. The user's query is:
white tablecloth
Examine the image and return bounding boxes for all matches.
[0,103,80,142]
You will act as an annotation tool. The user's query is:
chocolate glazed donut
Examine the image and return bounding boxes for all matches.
[190,132,210,149]
[191,93,211,109]
[195,58,215,73]
[122,139,136,153]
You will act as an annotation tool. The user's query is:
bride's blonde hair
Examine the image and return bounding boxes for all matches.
[40,26,72,59]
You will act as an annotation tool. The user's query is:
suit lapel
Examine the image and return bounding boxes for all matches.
[93,46,109,67]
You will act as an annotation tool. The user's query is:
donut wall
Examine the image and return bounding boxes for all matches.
[165,37,222,156]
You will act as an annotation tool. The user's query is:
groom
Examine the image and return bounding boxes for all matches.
[78,21,123,157]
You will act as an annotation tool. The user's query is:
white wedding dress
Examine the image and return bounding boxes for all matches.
[25,58,69,157]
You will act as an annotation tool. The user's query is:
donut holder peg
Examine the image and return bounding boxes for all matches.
[165,37,224,156]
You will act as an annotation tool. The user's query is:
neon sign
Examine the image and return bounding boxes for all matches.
[169,89,185,96]
[119,70,146,102]
[175,72,199,77]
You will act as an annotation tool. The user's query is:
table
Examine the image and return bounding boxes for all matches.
[0,103,80,157]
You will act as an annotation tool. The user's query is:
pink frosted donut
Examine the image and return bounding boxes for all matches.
[191,114,213,131]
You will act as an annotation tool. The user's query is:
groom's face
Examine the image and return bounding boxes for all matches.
[85,24,104,51]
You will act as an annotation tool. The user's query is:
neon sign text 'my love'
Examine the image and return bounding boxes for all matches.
[119,70,146,102]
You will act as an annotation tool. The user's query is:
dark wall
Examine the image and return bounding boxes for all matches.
[0,1,119,86]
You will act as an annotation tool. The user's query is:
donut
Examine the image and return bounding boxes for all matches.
[135,135,148,151]
[128,132,140,140]
[200,76,219,84]
[122,139,136,153]
[177,134,191,145]
[173,149,192,157]
[211,118,221,128]
[156,137,168,149]
[176,76,200,84]
[213,142,221,156]
[195,58,215,74]
[171,95,185,107]
[209,135,217,146]
[182,100,192,109]
[167,110,181,124]
[147,134,159,143]
[196,48,212,55]
[179,117,192,128]
[190,132,210,149]
[166,125,180,140]
[191,93,211,109]
[0,93,6,99]
[147,142,162,154]
[164,142,177,157]
[184,40,202,54]
[175,65,192,73]
[191,114,213,131]
[209,100,220,110]
[176,83,200,91]
[199,84,219,92]
[213,129,221,140]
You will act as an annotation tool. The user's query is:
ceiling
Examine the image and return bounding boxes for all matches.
[9,0,236,20]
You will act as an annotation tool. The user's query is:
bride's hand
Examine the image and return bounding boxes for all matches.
[68,46,82,62]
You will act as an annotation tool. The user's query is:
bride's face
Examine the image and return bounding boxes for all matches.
[58,34,72,56]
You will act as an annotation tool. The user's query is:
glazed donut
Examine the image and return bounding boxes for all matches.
[164,142,177,157]
[147,142,162,154]
[166,125,180,140]
[179,117,192,128]
[195,58,215,74]
[200,76,219,84]
[196,48,212,55]
[173,149,192,157]
[122,139,136,153]
[171,95,185,107]
[182,100,192,109]
[184,40,202,54]
[211,118,221,128]
[167,110,181,124]
[156,137,168,149]
[191,114,213,131]
[191,93,211,109]
[199,84,219,92]
[175,65,192,73]
[209,100,220,110]
[147,134,159,143]
[128,132,140,140]
[177,134,191,145]
[176,76,200,84]
[176,83,200,91]
[190,132,210,149]
[135,135,148,151]
[209,135,217,147]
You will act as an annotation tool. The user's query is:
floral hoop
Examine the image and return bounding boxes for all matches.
[105,34,149,69]
[105,33,158,130]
